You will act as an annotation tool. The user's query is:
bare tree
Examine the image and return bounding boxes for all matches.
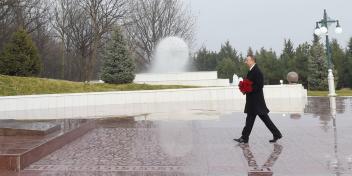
[79,0,128,81]
[125,0,195,71]
[65,4,93,81]
[12,0,50,33]
[3,0,195,81]
[51,0,129,82]
[0,0,13,21]
[0,0,51,49]
[1,0,55,79]
[52,0,73,79]
[3,0,63,80]
[0,0,16,49]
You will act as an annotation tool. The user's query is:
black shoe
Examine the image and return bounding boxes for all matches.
[269,135,282,143]
[233,137,248,143]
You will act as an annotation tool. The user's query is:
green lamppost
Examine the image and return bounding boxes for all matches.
[314,9,342,97]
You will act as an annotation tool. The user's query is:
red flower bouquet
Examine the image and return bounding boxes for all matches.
[239,79,253,93]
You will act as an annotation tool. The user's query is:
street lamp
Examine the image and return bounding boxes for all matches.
[314,9,342,97]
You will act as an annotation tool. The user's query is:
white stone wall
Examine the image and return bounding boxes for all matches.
[133,79,230,87]
[0,84,307,120]
[134,71,219,81]
[134,71,230,87]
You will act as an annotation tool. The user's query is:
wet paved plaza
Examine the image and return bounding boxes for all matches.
[1,97,352,176]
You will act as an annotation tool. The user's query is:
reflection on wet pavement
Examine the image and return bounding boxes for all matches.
[240,143,283,176]
[1,97,352,176]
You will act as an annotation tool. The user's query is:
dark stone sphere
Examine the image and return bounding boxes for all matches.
[287,72,299,84]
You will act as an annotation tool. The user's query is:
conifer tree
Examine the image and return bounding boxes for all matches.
[331,39,345,88]
[308,35,328,90]
[280,39,295,78]
[100,28,135,84]
[294,42,310,88]
[346,38,352,88]
[0,28,42,76]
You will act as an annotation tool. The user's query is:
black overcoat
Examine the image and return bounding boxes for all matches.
[244,64,270,115]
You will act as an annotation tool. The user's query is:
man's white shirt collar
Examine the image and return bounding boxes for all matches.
[250,64,256,71]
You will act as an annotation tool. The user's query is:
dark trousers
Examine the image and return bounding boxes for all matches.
[241,113,282,140]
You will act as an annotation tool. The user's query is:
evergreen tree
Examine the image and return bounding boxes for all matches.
[247,47,254,56]
[0,28,42,76]
[238,54,248,78]
[312,34,320,45]
[331,39,346,88]
[294,42,310,88]
[256,48,281,84]
[193,47,218,71]
[218,41,240,73]
[100,27,135,84]
[280,39,295,79]
[308,36,328,90]
[238,47,254,79]
[346,38,352,88]
[217,57,236,83]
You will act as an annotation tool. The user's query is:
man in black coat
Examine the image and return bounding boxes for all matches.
[234,55,282,143]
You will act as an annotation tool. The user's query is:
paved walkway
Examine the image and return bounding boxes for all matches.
[2,97,352,176]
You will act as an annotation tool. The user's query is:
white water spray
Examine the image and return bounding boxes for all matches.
[150,36,189,73]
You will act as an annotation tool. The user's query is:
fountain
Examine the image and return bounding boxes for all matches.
[150,36,189,73]
[134,36,230,86]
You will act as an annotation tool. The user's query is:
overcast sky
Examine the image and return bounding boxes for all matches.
[183,0,352,55]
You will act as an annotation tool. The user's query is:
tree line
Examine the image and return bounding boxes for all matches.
[192,35,352,90]
[0,0,195,82]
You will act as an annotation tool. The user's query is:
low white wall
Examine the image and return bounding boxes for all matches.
[134,71,218,81]
[134,71,230,86]
[134,79,230,87]
[0,84,307,120]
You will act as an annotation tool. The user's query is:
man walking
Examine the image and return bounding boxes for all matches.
[234,55,282,143]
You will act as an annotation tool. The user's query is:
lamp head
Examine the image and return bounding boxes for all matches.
[314,23,322,36]
[335,20,342,34]
[320,26,328,34]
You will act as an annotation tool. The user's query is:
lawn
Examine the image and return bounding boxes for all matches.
[0,75,196,96]
[308,88,352,96]
[2,75,351,97]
